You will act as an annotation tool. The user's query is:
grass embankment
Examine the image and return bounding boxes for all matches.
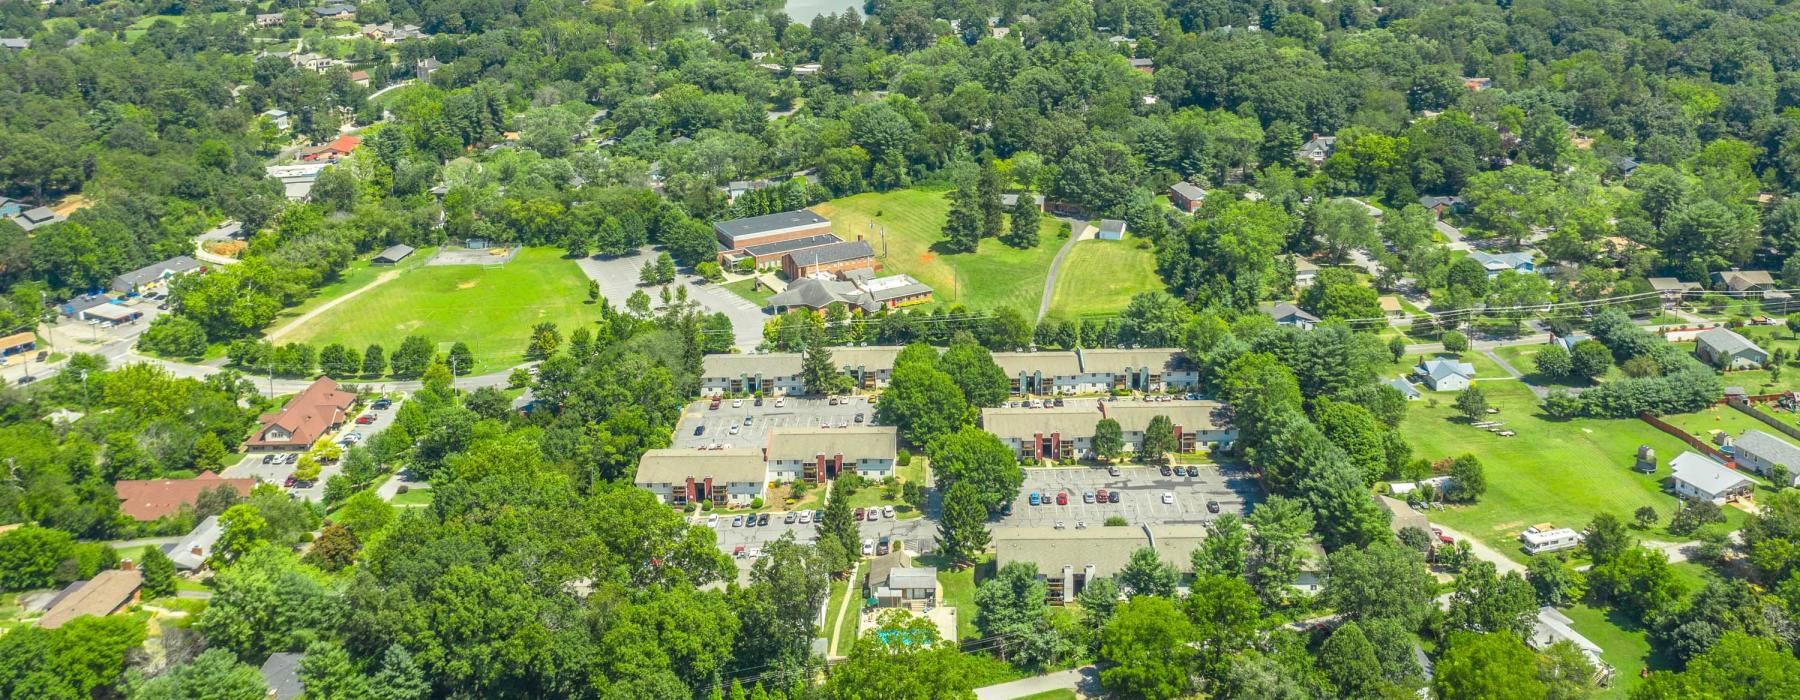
[1045,238,1164,320]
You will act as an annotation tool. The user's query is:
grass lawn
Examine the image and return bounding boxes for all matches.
[1656,403,1773,444]
[722,278,776,309]
[390,488,433,506]
[280,247,601,375]
[823,575,855,652]
[922,552,991,640]
[811,189,1063,318]
[1402,380,1745,562]
[1561,603,1662,698]
[1015,691,1078,700]
[1669,324,1800,394]
[1045,237,1164,320]
[843,459,928,519]
[1490,344,1625,387]
[268,247,437,330]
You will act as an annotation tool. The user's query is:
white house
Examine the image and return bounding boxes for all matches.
[1729,430,1800,487]
[1290,255,1320,288]
[1415,358,1476,391]
[765,426,897,483]
[1385,377,1422,400]
[1668,451,1754,505]
[635,448,768,508]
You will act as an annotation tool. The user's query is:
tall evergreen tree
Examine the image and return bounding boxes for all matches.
[977,158,1005,239]
[942,178,983,253]
[1139,415,1176,463]
[802,343,848,395]
[1006,189,1041,248]
[817,477,859,573]
[938,482,991,564]
[139,545,176,599]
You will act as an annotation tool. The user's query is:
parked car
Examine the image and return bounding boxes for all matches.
[1056,492,1068,506]
[732,515,745,527]
[707,514,718,527]
[1028,492,1041,506]
[854,507,867,521]
[784,512,797,524]
[1109,466,1121,477]
[1108,491,1120,504]
[798,511,812,524]
[283,476,295,487]
[1053,397,1065,407]
[754,397,764,406]
[709,398,722,410]
[1160,465,1173,476]
[866,508,879,522]
[1082,491,1095,504]
[284,453,297,464]
[732,398,744,408]
[1096,489,1108,502]
[262,454,275,464]
[355,414,375,425]
[743,415,753,425]
[734,545,746,557]
[1161,492,1175,505]
[694,426,705,436]
[756,513,769,526]
[1432,527,1455,544]
[854,413,865,423]
[744,515,757,528]
[33,350,46,362]
[371,398,392,410]
[828,396,839,405]
[774,398,784,408]
[728,425,740,435]
[877,536,891,555]
[1206,500,1220,514]
[882,505,895,518]
[861,539,875,556]
[1001,502,1013,516]
[15,375,32,385]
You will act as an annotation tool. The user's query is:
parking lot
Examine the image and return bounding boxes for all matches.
[672,395,876,449]
[579,247,768,351]
[222,394,405,501]
[998,464,1261,528]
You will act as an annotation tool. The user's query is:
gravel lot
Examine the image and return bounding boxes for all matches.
[672,395,876,449]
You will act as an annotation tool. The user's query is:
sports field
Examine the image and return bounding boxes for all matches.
[810,189,1064,318]
[279,247,602,375]
[1045,238,1163,320]
[1402,379,1748,562]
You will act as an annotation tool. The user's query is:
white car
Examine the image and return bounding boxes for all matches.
[866,509,880,522]
[706,514,718,527]
[882,505,895,518]
[1161,492,1175,505]
[728,425,740,435]
[732,398,744,408]
[798,511,812,524]
[774,398,784,407]
[861,539,875,556]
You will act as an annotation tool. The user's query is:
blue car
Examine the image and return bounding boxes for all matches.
[1028,492,1042,506]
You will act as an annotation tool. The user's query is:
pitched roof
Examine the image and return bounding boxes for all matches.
[1734,430,1800,468]
[1101,401,1227,432]
[247,377,357,448]
[1262,302,1320,324]
[990,350,1083,377]
[169,515,222,570]
[114,471,256,521]
[830,346,904,372]
[701,352,804,378]
[10,206,63,231]
[38,569,141,629]
[1712,269,1777,291]
[766,277,873,312]
[982,405,1108,441]
[994,524,1209,579]
[1377,495,1431,536]
[1297,135,1337,155]
[260,652,307,700]
[1696,328,1763,357]
[1469,250,1534,271]
[1418,358,1476,381]
[1646,277,1698,292]
[1385,377,1422,398]
[634,448,766,485]
[1097,219,1127,235]
[1170,182,1206,200]
[785,239,874,267]
[373,244,415,263]
[111,256,201,292]
[766,427,896,462]
[1670,451,1752,496]
[1076,348,1189,375]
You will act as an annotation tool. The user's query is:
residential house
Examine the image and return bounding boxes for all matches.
[766,273,932,314]
[990,350,1084,396]
[999,192,1046,211]
[714,209,833,250]
[1462,77,1493,91]
[1377,495,1432,543]
[1296,134,1337,165]
[781,239,877,279]
[0,196,21,218]
[1415,358,1476,391]
[700,353,804,396]
[1710,269,1783,297]
[415,57,442,81]
[246,377,358,451]
[1290,255,1320,288]
[1467,251,1536,277]
[1694,328,1768,370]
[1553,332,1592,353]
[719,233,842,269]
[111,256,202,295]
[864,551,937,608]
[1669,451,1754,505]
[371,244,414,266]
[0,37,29,52]
[1261,302,1320,330]
[260,652,307,700]
[1096,219,1127,240]
[266,162,328,200]
[1610,156,1640,178]
[360,22,427,43]
[169,516,222,571]
[8,205,64,232]
[1127,57,1154,73]
[1647,277,1700,306]
[766,427,897,483]
[1169,182,1207,213]
[38,568,142,629]
[114,471,256,521]
[1386,377,1422,400]
[1729,430,1800,487]
[634,448,767,508]
[255,13,285,27]
[1418,195,1465,218]
[994,525,1209,603]
[1528,608,1615,687]
[1379,296,1403,318]
[299,135,361,162]
[288,51,347,73]
[312,4,356,20]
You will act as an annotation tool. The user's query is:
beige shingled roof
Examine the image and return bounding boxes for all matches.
[702,353,803,377]
[765,427,896,462]
[830,346,905,372]
[634,448,767,485]
[990,351,1082,377]
[981,406,1106,441]
[1077,348,1188,375]
[994,525,1208,579]
[38,569,141,629]
[1101,401,1227,432]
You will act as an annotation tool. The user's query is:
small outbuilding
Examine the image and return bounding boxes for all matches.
[372,244,415,266]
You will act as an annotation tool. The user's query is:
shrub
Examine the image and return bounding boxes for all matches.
[750,497,764,509]
[1104,516,1128,527]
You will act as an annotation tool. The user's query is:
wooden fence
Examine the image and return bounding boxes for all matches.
[1726,397,1800,444]
[1638,412,1729,461]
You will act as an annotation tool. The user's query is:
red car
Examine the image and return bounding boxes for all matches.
[355,415,374,425]
[854,507,867,521]
[1432,527,1455,544]
[1056,492,1068,506]
[1096,489,1108,502]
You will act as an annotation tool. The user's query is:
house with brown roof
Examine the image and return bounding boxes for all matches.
[246,377,357,451]
[114,471,256,521]
[38,568,142,629]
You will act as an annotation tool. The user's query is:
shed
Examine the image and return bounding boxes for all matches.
[372,244,415,266]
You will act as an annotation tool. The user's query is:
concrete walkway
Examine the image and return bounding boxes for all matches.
[828,562,860,659]
[975,664,1101,700]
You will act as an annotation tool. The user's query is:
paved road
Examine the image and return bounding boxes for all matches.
[975,665,1101,700]
[578,247,767,350]
[1035,219,1094,323]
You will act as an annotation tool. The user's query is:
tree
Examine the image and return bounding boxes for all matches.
[938,482,991,564]
[1432,632,1547,700]
[1635,506,1661,529]
[1324,540,1436,630]
[801,343,850,396]
[825,612,983,699]
[1455,386,1489,422]
[1534,344,1573,379]
[1119,547,1178,597]
[1442,331,1469,353]
[1193,513,1249,578]
[1569,340,1614,379]
[1093,418,1124,462]
[389,336,433,378]
[1318,622,1383,699]
[816,478,859,573]
[936,341,1010,407]
[1447,455,1487,503]
[1248,496,1313,604]
[304,523,359,572]
[1445,561,1538,636]
[587,279,600,303]
[1099,597,1198,700]
[1588,546,1688,622]
[138,315,208,358]
[1006,189,1041,248]
[974,562,1071,667]
[140,545,177,599]
[1139,415,1176,464]
[370,644,430,700]
[298,641,372,700]
[1635,631,1800,699]
[941,175,983,254]
[878,359,970,446]
[132,649,267,700]
[0,525,74,591]
[215,504,268,562]
[1669,499,1726,536]
[1526,556,1584,607]
[1388,335,1406,363]
[361,344,387,377]
[192,431,228,470]
[446,342,474,376]
[927,427,1022,511]
[1583,513,1634,566]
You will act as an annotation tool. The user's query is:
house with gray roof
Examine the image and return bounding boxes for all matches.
[1694,328,1767,370]
[1710,269,1784,297]
[1386,377,1422,400]
[865,551,937,608]
[1647,277,1701,306]
[1730,430,1800,487]
[1418,195,1465,217]
[634,448,768,507]
[110,256,201,295]
[999,192,1045,210]
[1415,358,1476,391]
[1529,608,1615,687]
[700,353,805,396]
[1553,332,1592,353]
[1261,302,1319,330]
[1467,250,1535,277]
[0,37,28,51]
[1669,451,1753,505]
[312,4,356,19]
[260,652,307,700]
[1297,135,1337,164]
[1169,182,1207,213]
[169,516,222,571]
[8,206,63,232]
